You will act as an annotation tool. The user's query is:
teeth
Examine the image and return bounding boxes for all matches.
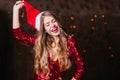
[51,27,57,31]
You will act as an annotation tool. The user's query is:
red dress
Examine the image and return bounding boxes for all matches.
[13,28,85,80]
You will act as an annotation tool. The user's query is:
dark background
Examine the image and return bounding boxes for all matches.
[0,0,120,80]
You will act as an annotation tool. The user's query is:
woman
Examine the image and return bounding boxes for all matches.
[13,1,84,80]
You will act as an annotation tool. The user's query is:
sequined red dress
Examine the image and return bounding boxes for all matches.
[13,28,84,80]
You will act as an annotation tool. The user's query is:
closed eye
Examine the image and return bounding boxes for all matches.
[52,19,56,23]
[45,22,50,27]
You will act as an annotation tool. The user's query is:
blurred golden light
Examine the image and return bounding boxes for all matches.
[91,26,95,30]
[70,25,73,28]
[90,18,94,22]
[101,14,105,18]
[73,25,77,28]
[70,16,74,20]
[94,14,97,18]
[71,34,74,37]
[110,54,114,58]
[21,12,24,18]
[108,45,112,50]
[83,49,87,53]
[104,22,107,25]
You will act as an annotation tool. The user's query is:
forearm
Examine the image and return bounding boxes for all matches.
[12,1,24,29]
[71,77,76,80]
[12,8,20,29]
[68,39,85,80]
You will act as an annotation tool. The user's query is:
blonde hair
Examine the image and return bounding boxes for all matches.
[34,11,71,77]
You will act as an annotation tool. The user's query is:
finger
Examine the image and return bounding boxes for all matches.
[15,1,24,5]
[19,0,24,1]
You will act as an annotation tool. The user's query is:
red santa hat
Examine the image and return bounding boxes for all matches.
[24,0,43,31]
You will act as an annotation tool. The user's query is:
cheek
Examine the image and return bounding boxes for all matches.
[44,26,50,33]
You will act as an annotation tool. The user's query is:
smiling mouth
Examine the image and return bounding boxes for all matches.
[51,27,59,33]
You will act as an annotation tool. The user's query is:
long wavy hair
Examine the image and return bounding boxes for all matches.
[34,11,71,76]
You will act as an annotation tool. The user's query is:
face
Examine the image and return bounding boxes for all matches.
[43,16,60,36]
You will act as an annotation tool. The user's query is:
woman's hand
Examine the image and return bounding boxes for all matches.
[13,1,24,29]
[13,1,24,11]
[71,77,76,80]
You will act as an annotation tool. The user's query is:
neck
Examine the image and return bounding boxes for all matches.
[53,36,59,44]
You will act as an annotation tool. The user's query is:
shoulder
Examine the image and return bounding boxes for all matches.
[67,37,76,47]
[67,37,75,44]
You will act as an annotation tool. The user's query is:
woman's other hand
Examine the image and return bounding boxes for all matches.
[71,77,76,80]
[13,1,24,11]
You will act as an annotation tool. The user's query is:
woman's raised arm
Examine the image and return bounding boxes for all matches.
[12,1,36,46]
[12,1,24,29]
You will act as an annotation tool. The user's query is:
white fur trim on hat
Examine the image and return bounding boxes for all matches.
[35,12,44,31]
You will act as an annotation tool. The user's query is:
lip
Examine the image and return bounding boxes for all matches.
[51,27,59,33]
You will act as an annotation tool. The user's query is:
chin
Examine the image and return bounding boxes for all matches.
[53,33,60,36]
[52,32,60,36]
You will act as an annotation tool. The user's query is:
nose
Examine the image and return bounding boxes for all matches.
[50,23,55,27]
[50,23,56,31]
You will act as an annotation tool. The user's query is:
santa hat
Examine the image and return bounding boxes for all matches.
[24,0,43,31]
